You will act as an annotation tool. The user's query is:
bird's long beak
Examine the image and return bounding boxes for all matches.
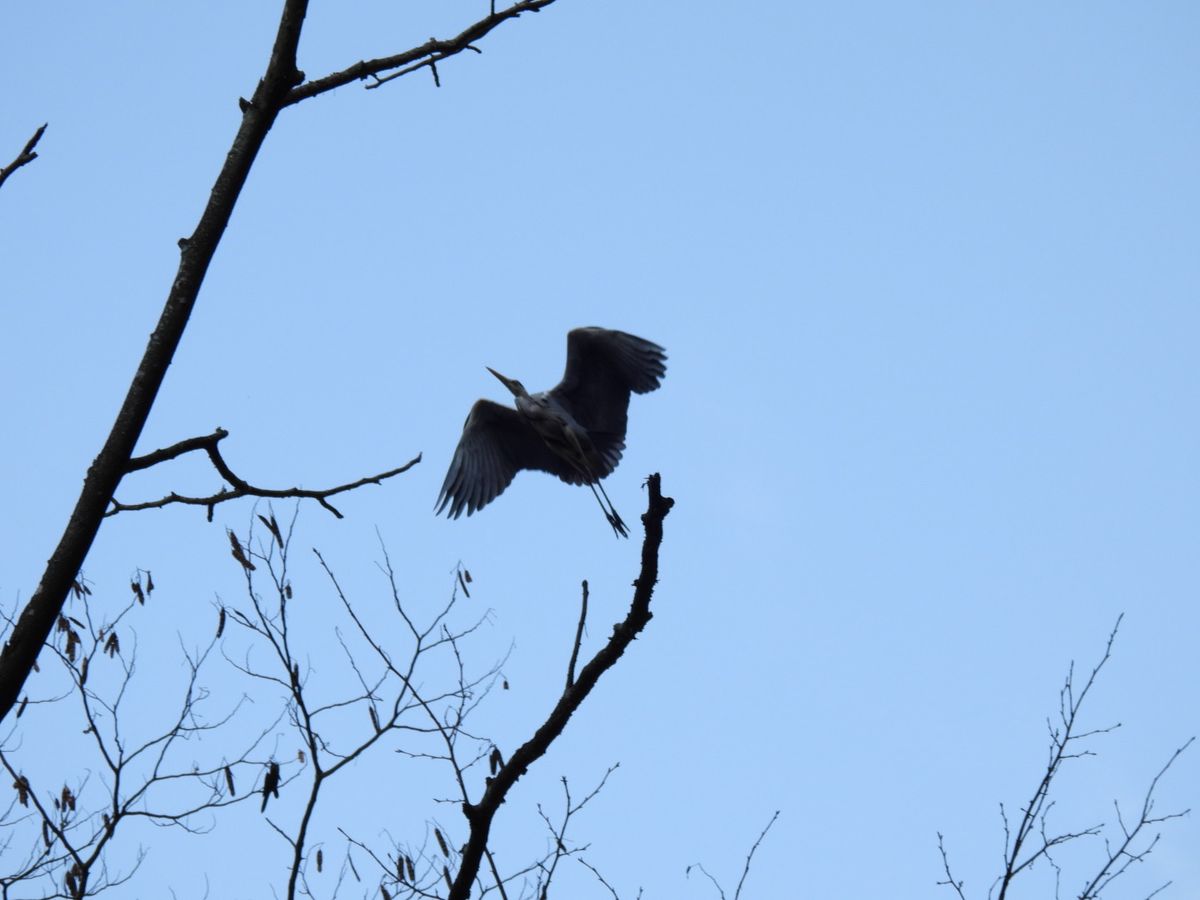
[486,367,519,396]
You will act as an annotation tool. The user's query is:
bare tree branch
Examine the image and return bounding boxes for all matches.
[938,616,1194,900]
[223,512,512,900]
[579,857,636,900]
[733,810,779,900]
[448,473,673,900]
[937,833,968,900]
[995,617,1124,900]
[565,580,588,689]
[685,810,779,900]
[0,124,46,192]
[0,0,312,724]
[1,0,573,725]
[1076,737,1194,900]
[109,427,420,519]
[0,583,272,898]
[532,767,617,898]
[283,0,558,107]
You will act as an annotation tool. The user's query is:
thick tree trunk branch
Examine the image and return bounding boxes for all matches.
[0,0,312,724]
[448,474,673,900]
[1,0,577,727]
[0,124,47,192]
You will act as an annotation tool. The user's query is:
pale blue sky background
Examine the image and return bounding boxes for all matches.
[2,2,1198,897]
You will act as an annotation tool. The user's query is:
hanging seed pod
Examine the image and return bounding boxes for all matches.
[261,761,280,812]
[13,775,29,807]
[228,531,256,571]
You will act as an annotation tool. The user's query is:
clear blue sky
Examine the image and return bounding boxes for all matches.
[2,2,1197,897]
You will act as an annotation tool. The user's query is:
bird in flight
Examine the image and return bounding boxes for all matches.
[437,327,667,537]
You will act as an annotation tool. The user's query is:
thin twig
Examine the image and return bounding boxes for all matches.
[733,810,779,900]
[686,810,779,900]
[937,833,968,900]
[578,858,624,899]
[566,580,588,689]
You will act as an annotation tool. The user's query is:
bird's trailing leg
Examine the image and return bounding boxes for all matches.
[595,482,633,540]
[589,478,628,538]
[561,429,628,538]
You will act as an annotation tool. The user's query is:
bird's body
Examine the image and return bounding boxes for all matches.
[437,327,667,537]
[513,391,605,478]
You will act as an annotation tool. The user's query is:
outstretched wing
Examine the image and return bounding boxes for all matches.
[549,328,667,455]
[436,400,579,519]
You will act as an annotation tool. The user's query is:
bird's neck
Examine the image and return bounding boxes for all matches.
[514,393,540,414]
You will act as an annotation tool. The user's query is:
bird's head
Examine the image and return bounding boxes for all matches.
[486,367,529,399]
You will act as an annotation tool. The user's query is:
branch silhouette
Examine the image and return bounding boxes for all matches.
[938,616,1194,900]
[0,124,46,192]
[448,473,673,900]
[284,1,560,105]
[110,427,420,519]
[0,0,577,726]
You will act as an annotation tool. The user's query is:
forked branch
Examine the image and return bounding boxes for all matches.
[0,124,46,192]
[448,473,673,900]
[938,616,1194,900]
[686,811,780,900]
[284,0,559,106]
[109,427,420,519]
[1,0,576,727]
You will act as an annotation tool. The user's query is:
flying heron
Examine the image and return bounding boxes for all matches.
[436,327,667,537]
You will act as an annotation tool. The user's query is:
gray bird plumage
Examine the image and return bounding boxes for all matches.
[436,327,667,536]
